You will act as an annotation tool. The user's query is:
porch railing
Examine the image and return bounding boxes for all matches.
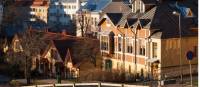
[22,82,149,87]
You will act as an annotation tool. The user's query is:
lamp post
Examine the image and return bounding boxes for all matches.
[173,11,183,83]
[131,25,138,81]
[146,37,151,80]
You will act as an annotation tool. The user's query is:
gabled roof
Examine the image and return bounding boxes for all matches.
[139,19,151,28]
[124,18,138,28]
[41,40,53,58]
[53,39,74,60]
[102,1,132,13]
[65,49,73,64]
[111,1,198,39]
[147,1,198,38]
[106,13,123,26]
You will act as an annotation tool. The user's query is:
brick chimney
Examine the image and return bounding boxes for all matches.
[45,28,48,32]
[61,29,67,35]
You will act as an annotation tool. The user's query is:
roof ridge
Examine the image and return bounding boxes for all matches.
[65,48,73,63]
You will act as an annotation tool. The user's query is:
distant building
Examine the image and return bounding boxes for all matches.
[48,0,80,26]
[6,30,100,80]
[76,0,133,38]
[0,2,3,25]
[30,0,49,23]
[98,0,198,80]
[76,0,110,37]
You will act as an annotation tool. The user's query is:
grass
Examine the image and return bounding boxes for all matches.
[193,80,198,86]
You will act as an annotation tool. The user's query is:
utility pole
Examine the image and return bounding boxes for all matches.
[122,33,126,82]
[134,28,137,81]
[173,11,183,84]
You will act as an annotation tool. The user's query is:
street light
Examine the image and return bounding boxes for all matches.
[146,37,151,80]
[172,11,183,84]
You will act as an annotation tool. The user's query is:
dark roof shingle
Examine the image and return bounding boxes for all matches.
[106,13,123,25]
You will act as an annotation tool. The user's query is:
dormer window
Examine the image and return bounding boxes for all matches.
[131,0,136,13]
[131,0,145,13]
[139,1,145,13]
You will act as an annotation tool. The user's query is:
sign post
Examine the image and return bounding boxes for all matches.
[186,51,193,86]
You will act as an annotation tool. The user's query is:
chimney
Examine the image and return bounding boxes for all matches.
[61,29,67,35]
[45,28,48,32]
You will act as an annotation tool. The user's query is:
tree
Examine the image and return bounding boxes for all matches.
[20,30,47,84]
[76,11,92,37]
[6,29,47,84]
[2,0,15,7]
[72,38,101,67]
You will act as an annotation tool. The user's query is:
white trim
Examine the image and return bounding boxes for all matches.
[139,1,141,13]
[101,50,109,53]
[125,53,134,56]
[143,3,145,12]
[134,1,136,13]
[75,83,98,86]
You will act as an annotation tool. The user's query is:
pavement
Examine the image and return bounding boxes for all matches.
[0,75,197,87]
[0,75,11,87]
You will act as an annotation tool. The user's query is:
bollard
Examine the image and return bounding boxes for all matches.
[98,82,101,87]
[72,83,75,87]
[53,84,55,87]
[121,84,124,87]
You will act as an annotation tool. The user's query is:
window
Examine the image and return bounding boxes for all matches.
[32,8,35,11]
[64,6,67,9]
[131,1,136,13]
[64,14,67,17]
[72,5,76,9]
[139,46,145,56]
[117,62,119,70]
[101,36,109,50]
[91,18,93,25]
[140,1,144,13]
[126,38,133,53]
[129,65,131,73]
[105,60,112,71]
[118,37,122,51]
[152,42,157,58]
[118,54,121,60]
[94,18,97,25]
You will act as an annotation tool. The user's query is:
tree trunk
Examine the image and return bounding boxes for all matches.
[81,14,84,37]
[25,56,31,84]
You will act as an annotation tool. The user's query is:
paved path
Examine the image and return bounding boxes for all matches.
[0,75,11,87]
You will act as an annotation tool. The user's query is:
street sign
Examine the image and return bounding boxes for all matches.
[186,50,194,86]
[186,51,193,60]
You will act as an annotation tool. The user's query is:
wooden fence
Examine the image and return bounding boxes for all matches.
[22,82,149,87]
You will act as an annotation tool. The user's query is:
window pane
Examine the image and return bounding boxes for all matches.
[118,37,122,51]
[126,38,133,53]
[153,42,157,58]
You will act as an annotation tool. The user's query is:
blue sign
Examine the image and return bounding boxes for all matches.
[186,51,193,60]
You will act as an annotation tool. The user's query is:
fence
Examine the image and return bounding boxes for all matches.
[22,82,149,87]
